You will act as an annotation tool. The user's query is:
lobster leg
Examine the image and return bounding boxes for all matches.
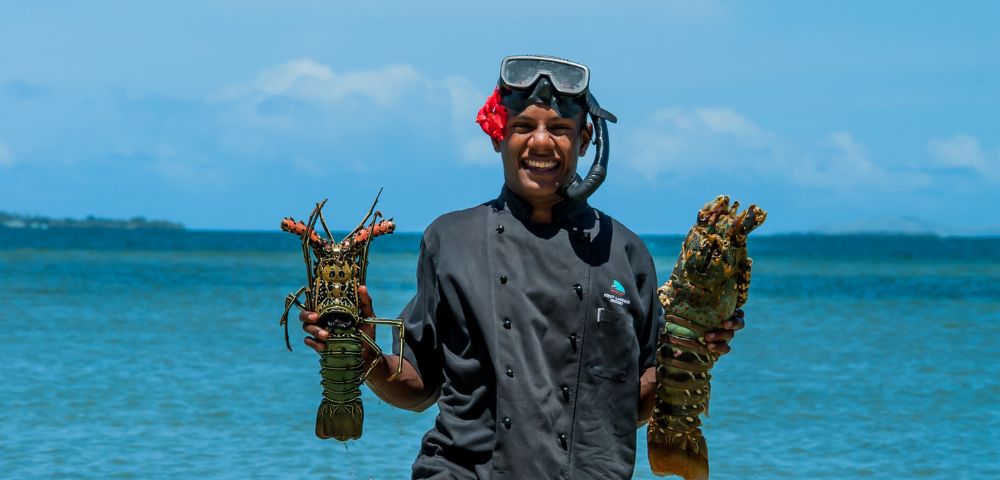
[361,317,407,380]
[280,286,308,351]
[355,328,385,383]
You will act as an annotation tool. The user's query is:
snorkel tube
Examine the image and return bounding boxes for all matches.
[562,92,617,202]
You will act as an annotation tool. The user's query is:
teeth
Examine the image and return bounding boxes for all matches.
[525,159,558,169]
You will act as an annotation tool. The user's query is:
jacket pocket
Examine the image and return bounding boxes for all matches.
[586,308,635,382]
[584,307,640,437]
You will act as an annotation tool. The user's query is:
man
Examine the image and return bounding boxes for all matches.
[301,55,744,479]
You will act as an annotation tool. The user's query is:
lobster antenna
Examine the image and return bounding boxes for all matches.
[348,187,383,240]
[317,199,335,242]
[303,199,326,310]
[359,209,382,286]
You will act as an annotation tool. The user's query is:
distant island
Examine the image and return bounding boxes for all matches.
[0,212,184,230]
[804,215,1000,237]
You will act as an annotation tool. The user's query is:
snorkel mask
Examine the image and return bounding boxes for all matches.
[482,55,618,202]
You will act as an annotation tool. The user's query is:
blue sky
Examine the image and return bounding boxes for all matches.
[1,1,997,233]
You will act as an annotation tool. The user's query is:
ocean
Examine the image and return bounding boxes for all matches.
[1,228,997,479]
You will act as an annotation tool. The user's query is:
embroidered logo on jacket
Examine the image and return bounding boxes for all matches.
[603,280,631,306]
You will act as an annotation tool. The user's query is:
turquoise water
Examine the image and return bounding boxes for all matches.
[1,229,998,479]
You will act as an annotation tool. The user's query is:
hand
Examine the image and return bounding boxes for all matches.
[300,286,377,353]
[705,308,745,356]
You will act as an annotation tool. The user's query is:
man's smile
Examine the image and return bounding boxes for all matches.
[521,157,561,174]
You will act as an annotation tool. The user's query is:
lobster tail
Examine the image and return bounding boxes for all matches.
[315,398,363,441]
[647,425,709,480]
[648,317,713,480]
[315,335,366,441]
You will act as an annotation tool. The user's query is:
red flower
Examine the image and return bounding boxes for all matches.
[476,88,508,142]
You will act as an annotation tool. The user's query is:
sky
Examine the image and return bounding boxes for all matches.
[1,1,998,234]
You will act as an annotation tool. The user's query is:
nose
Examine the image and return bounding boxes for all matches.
[526,126,555,151]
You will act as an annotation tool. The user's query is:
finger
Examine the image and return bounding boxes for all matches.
[303,324,329,340]
[360,322,375,338]
[730,317,745,331]
[707,341,731,355]
[356,318,375,341]
[299,310,319,324]
[705,330,734,342]
[722,316,746,331]
[304,336,325,352]
[358,285,375,318]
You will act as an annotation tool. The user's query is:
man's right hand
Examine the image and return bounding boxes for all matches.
[300,309,326,352]
[300,286,377,353]
[297,287,437,411]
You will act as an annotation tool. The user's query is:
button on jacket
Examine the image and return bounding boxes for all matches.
[394,186,662,479]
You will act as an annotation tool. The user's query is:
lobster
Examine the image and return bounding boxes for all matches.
[647,195,766,480]
[278,191,405,441]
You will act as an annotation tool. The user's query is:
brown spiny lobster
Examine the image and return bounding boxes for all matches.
[278,191,404,441]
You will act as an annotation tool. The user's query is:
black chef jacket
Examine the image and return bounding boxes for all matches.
[394,186,662,479]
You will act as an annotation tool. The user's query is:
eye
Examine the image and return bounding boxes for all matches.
[512,122,532,132]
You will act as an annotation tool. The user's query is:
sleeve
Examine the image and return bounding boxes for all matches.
[635,253,664,370]
[392,234,445,390]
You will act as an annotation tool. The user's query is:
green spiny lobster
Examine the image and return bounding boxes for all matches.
[278,192,404,441]
[647,195,766,480]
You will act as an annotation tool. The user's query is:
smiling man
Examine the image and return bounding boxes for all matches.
[301,55,744,479]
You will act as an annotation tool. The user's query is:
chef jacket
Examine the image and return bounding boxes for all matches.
[394,186,663,479]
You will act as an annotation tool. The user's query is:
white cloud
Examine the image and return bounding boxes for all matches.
[219,59,424,107]
[442,76,483,131]
[149,147,231,188]
[629,107,780,178]
[214,59,491,165]
[627,107,931,191]
[790,132,875,186]
[928,134,991,172]
[694,108,772,144]
[461,137,497,166]
[0,138,12,167]
[791,132,929,191]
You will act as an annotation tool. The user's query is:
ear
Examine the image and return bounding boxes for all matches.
[491,137,502,153]
[578,122,594,156]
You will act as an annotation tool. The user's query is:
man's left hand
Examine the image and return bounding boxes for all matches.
[705,308,745,356]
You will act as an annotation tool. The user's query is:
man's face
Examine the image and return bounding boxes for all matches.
[493,104,593,206]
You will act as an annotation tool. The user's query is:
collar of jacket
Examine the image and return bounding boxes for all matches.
[496,185,592,226]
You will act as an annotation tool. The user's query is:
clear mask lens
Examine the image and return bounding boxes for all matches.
[502,57,589,95]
